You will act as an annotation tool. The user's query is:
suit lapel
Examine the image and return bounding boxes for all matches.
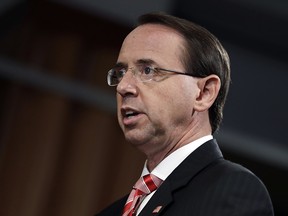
[138,182,173,216]
[138,139,223,216]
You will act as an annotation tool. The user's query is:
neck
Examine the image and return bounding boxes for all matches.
[143,112,212,171]
[146,130,211,172]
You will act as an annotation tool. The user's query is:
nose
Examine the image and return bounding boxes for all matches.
[116,69,138,97]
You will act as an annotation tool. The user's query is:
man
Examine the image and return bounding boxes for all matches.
[96,12,274,216]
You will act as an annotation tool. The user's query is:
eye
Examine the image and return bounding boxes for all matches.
[143,66,154,75]
[117,68,126,77]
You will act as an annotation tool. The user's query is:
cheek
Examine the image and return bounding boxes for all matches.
[148,87,182,116]
[116,95,123,126]
[154,82,196,116]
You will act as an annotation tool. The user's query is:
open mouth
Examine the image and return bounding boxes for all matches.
[124,110,139,118]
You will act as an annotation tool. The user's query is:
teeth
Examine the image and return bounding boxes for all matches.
[126,111,134,116]
[125,111,137,118]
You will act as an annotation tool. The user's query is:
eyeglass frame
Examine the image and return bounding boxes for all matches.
[107,65,202,86]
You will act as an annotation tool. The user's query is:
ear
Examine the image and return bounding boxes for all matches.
[194,75,221,112]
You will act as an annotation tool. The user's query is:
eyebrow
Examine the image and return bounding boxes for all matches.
[136,58,156,65]
[115,58,157,68]
[114,62,126,68]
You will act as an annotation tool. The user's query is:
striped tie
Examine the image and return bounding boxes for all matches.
[122,174,162,216]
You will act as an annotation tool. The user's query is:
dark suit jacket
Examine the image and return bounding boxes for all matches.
[96,139,274,216]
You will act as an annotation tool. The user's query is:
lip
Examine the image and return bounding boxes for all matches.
[120,107,144,126]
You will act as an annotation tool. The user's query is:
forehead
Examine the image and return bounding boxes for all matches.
[118,24,185,67]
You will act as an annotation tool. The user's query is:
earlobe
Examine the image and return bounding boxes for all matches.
[194,75,221,112]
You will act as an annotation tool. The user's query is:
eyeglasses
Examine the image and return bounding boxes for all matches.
[107,65,196,86]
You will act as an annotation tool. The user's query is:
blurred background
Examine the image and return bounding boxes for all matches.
[0,0,287,215]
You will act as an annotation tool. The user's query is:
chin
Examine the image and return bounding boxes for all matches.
[124,133,148,147]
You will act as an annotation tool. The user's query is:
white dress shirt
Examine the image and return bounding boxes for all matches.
[136,135,213,215]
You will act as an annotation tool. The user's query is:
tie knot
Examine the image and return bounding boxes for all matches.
[134,174,162,195]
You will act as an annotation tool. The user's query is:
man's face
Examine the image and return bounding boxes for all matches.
[116,24,200,155]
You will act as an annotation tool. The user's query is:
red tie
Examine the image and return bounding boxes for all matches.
[122,174,162,216]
